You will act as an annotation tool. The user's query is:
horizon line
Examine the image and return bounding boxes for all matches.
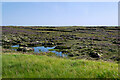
[1,25,119,27]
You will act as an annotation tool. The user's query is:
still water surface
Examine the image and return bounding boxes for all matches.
[11,45,67,57]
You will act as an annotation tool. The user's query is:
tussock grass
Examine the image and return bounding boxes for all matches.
[2,53,118,78]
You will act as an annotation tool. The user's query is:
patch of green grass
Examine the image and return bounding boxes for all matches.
[48,49,60,52]
[2,53,118,78]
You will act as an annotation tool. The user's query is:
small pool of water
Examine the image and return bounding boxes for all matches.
[11,45,67,57]
[11,45,20,51]
[12,45,19,47]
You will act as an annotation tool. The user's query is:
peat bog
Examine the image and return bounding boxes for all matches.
[2,26,120,62]
[1,26,120,78]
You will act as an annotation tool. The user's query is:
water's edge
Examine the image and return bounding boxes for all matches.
[11,45,67,57]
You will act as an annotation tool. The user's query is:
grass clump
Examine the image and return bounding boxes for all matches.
[2,53,118,78]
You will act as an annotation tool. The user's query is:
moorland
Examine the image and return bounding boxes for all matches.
[1,26,120,78]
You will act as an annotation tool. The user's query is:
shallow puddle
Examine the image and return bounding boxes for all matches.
[11,45,67,57]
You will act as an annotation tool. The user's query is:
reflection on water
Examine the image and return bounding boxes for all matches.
[12,45,19,47]
[33,46,55,53]
[11,45,67,57]
[11,45,19,51]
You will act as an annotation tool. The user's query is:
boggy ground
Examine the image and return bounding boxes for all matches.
[1,26,120,62]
